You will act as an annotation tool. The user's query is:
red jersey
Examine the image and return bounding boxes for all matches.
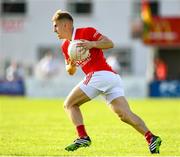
[61,27,114,75]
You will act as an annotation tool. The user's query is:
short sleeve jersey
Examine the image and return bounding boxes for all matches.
[61,27,114,75]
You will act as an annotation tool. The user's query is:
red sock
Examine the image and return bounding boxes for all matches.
[145,131,153,144]
[76,125,88,138]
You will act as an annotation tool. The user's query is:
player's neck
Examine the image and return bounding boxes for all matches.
[65,26,74,41]
[69,27,74,41]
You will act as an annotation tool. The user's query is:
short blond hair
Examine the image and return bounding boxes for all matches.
[52,9,73,22]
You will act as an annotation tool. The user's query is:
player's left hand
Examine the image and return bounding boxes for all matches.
[77,40,96,50]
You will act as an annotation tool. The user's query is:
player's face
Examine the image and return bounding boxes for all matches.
[53,20,66,39]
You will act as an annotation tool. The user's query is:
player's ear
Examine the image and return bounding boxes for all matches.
[62,22,66,28]
[65,20,72,29]
[64,23,69,30]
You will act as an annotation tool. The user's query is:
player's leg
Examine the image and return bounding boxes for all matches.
[64,85,90,127]
[110,96,149,134]
[109,96,162,154]
[64,84,91,151]
[64,82,100,151]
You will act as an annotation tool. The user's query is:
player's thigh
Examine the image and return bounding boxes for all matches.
[110,96,132,116]
[64,84,91,109]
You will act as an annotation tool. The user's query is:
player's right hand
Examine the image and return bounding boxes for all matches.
[66,59,76,75]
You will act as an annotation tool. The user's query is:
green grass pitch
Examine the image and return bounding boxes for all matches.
[0,97,180,156]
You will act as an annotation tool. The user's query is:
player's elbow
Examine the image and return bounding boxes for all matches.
[107,40,114,49]
[101,36,114,49]
[109,41,114,48]
[105,37,114,48]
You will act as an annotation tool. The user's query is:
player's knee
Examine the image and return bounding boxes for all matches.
[63,102,67,110]
[64,99,71,110]
[113,108,128,122]
[118,111,131,123]
[119,113,128,123]
[119,111,139,127]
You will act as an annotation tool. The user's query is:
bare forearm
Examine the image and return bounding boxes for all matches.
[92,36,114,49]
[78,36,114,50]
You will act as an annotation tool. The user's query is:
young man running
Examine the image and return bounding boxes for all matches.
[52,10,162,154]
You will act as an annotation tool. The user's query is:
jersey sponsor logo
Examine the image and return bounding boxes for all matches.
[76,55,91,67]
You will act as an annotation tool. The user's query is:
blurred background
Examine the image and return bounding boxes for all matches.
[0,0,180,98]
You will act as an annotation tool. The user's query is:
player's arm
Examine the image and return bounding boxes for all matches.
[78,35,114,50]
[65,59,76,75]
[91,35,114,49]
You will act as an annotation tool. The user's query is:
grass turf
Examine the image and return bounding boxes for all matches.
[0,97,180,156]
